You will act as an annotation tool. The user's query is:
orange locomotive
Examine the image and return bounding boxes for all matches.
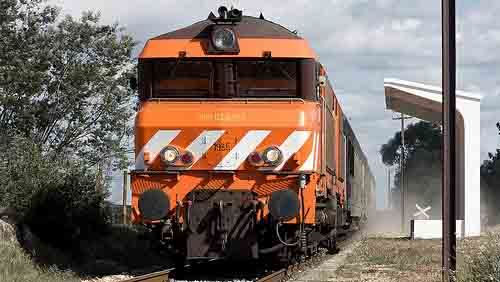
[131,7,375,263]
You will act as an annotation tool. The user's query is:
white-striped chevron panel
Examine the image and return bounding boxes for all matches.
[274,130,311,171]
[135,129,317,171]
[135,130,180,170]
[299,132,318,171]
[213,130,271,170]
[185,130,225,166]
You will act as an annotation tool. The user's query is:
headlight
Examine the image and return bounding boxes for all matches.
[161,146,179,165]
[262,147,283,166]
[212,27,236,50]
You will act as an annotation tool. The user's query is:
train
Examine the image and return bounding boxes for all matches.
[130,7,376,265]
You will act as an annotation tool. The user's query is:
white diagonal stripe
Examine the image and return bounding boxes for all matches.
[135,130,181,170]
[186,130,225,166]
[314,133,320,170]
[300,132,317,171]
[214,130,271,170]
[313,133,320,170]
[275,130,311,171]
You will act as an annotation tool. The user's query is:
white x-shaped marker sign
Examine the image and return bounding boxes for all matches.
[413,204,431,219]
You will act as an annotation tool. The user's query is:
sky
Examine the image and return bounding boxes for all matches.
[50,0,500,209]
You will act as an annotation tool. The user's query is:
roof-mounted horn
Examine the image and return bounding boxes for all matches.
[218,6,228,19]
[228,8,242,20]
[210,6,243,23]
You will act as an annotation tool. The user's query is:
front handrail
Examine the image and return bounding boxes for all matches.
[146,97,308,104]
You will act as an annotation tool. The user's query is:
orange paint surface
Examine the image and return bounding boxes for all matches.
[139,38,317,59]
[134,101,320,171]
[131,100,323,224]
[130,171,319,224]
[130,23,351,228]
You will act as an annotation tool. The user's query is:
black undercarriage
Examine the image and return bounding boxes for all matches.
[144,189,347,264]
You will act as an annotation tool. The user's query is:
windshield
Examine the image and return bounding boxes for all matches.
[237,61,297,97]
[153,61,212,98]
[139,59,314,100]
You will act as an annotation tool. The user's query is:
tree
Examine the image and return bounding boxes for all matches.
[380,121,442,185]
[480,122,500,225]
[382,120,500,225]
[481,122,500,184]
[380,121,442,218]
[0,0,136,250]
[0,0,136,170]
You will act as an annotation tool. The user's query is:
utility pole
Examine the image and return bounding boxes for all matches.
[387,167,392,209]
[442,0,457,280]
[122,170,128,225]
[393,113,412,233]
[401,114,405,232]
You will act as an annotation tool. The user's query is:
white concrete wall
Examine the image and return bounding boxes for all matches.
[460,97,481,236]
[384,79,481,237]
[411,220,464,239]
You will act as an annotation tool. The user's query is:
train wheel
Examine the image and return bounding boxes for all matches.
[172,229,187,277]
[173,253,186,277]
[326,237,338,254]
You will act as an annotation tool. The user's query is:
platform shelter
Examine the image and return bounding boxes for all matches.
[384,78,481,237]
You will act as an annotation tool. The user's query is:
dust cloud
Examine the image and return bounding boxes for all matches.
[367,153,499,235]
[367,149,442,235]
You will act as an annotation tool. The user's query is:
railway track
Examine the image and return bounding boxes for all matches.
[120,230,360,282]
[121,267,286,282]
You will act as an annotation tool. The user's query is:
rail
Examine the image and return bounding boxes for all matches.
[256,269,287,282]
[121,268,174,282]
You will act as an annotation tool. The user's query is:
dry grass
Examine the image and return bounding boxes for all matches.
[456,232,500,282]
[333,230,500,282]
[335,237,441,281]
[0,241,80,282]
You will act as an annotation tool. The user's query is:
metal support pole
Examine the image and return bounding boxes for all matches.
[400,113,405,233]
[442,0,457,280]
[393,113,412,233]
[122,170,128,225]
[387,167,392,209]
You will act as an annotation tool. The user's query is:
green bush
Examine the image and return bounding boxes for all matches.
[23,168,110,252]
[0,137,110,252]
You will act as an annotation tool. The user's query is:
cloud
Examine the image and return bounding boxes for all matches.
[50,0,500,209]
[391,18,422,32]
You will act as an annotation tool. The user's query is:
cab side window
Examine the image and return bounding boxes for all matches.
[325,83,336,172]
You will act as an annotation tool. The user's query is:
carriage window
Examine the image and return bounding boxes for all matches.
[348,141,355,176]
[153,61,212,98]
[340,133,346,179]
[326,113,336,171]
[236,61,297,98]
